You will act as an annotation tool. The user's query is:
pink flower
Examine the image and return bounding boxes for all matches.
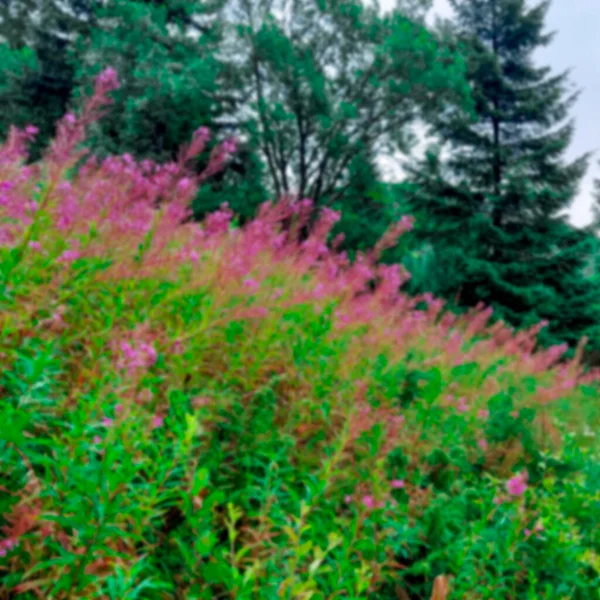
[152,415,164,429]
[58,249,80,264]
[93,435,102,444]
[456,397,468,413]
[101,417,112,427]
[177,177,193,193]
[506,473,527,496]
[115,404,123,413]
[477,409,490,420]
[140,342,157,366]
[25,125,39,139]
[192,396,211,408]
[64,113,77,126]
[194,126,211,142]
[28,241,42,251]
[222,138,237,154]
[243,278,259,291]
[344,495,352,504]
[362,495,375,509]
[477,438,488,450]
[511,410,519,419]
[524,529,531,538]
[96,67,119,92]
[390,479,404,489]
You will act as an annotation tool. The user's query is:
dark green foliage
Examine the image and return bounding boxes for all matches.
[407,0,600,350]
[221,0,471,249]
[0,1,94,159]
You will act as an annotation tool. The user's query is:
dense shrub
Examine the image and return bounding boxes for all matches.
[1,69,599,599]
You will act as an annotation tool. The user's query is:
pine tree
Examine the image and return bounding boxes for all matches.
[408,0,600,350]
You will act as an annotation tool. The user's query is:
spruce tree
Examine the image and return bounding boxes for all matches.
[408,0,600,350]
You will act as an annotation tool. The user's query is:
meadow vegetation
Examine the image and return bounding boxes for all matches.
[0,69,599,599]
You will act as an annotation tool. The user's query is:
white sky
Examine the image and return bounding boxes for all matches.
[378,0,600,227]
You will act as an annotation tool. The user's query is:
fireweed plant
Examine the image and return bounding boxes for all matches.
[0,69,599,600]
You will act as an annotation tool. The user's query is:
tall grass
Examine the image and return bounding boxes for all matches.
[1,69,599,599]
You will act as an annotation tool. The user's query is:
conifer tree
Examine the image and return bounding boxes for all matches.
[221,0,471,249]
[408,0,599,349]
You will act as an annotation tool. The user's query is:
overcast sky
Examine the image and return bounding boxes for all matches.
[379,0,600,227]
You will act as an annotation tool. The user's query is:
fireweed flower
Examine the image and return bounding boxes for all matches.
[390,480,405,489]
[243,278,259,291]
[456,397,468,413]
[25,125,39,139]
[0,537,19,557]
[96,66,119,92]
[57,249,81,265]
[477,409,490,419]
[101,417,113,427]
[222,138,237,154]
[506,473,527,496]
[477,438,488,450]
[152,415,164,429]
[362,495,375,509]
[194,126,211,142]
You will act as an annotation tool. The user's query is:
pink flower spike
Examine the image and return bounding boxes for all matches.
[152,415,164,429]
[194,126,211,142]
[524,529,532,538]
[96,67,119,92]
[344,495,352,504]
[477,409,490,420]
[390,479,405,489]
[506,473,527,496]
[0,548,6,557]
[101,417,112,427]
[115,404,123,413]
[93,435,102,444]
[477,438,488,451]
[28,241,42,251]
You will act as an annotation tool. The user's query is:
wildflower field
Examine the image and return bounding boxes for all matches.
[1,70,599,599]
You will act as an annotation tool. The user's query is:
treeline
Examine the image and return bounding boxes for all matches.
[2,0,600,359]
